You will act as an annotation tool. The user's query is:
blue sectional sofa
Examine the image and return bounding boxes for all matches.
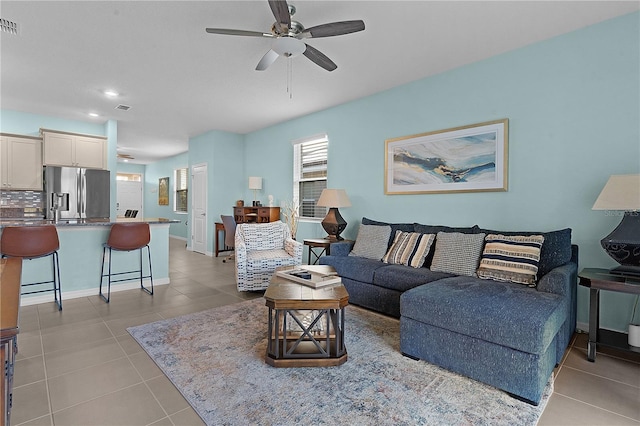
[320,218,578,405]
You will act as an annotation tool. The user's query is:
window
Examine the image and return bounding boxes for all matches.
[293,134,328,220]
[174,167,188,213]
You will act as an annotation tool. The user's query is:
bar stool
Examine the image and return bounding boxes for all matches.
[0,225,62,311]
[100,223,153,303]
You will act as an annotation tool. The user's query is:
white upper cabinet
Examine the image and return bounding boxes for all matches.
[42,129,107,169]
[0,134,43,190]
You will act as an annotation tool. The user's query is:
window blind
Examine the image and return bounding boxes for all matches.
[293,135,328,219]
[175,168,188,213]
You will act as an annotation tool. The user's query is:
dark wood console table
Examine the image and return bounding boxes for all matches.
[233,206,280,224]
[578,268,640,361]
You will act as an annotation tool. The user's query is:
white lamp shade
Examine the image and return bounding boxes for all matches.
[248,177,263,190]
[317,189,351,208]
[592,174,640,211]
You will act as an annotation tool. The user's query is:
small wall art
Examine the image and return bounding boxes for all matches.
[158,177,169,205]
[385,119,508,194]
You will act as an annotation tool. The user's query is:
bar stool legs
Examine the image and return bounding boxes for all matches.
[99,244,154,303]
[99,223,154,303]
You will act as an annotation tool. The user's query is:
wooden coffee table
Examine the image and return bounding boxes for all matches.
[264,265,349,367]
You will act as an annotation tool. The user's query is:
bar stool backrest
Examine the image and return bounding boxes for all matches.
[106,223,150,251]
[1,225,60,259]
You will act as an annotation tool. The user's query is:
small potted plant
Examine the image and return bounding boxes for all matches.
[630,295,640,347]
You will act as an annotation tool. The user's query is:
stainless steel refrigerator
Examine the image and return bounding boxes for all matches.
[45,166,110,220]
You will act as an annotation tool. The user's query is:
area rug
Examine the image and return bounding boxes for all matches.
[128,299,551,426]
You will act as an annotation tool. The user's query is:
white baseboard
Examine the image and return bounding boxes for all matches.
[20,278,170,306]
[170,235,187,242]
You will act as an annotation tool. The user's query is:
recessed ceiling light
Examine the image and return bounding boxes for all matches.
[88,112,99,117]
[104,90,119,97]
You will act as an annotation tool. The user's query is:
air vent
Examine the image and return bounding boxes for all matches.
[115,104,132,111]
[1,18,18,35]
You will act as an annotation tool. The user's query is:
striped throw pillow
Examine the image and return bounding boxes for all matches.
[382,231,435,268]
[477,234,545,286]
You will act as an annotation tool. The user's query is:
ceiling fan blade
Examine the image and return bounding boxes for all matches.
[206,28,274,38]
[299,20,365,39]
[303,44,337,72]
[256,49,279,71]
[269,0,291,34]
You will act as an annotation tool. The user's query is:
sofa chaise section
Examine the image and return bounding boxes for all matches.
[400,255,577,404]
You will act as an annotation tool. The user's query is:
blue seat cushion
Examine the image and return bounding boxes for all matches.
[319,255,390,283]
[373,265,454,292]
[401,276,566,355]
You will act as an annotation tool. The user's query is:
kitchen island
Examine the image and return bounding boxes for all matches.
[0,218,179,306]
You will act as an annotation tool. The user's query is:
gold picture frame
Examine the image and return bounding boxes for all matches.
[384,119,508,195]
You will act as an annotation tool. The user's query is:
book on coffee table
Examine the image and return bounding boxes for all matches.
[275,266,341,288]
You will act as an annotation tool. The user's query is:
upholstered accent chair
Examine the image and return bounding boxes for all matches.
[235,221,303,291]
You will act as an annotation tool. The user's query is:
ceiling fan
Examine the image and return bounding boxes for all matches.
[117,153,134,161]
[205,0,365,72]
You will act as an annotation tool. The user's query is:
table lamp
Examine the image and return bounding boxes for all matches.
[317,189,351,241]
[249,177,262,206]
[592,174,640,276]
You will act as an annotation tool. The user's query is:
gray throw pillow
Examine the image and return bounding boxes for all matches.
[431,232,486,276]
[349,224,392,260]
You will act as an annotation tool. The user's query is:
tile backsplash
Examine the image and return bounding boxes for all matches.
[0,190,45,218]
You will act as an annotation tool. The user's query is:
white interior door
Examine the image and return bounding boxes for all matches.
[191,164,207,254]
[116,179,143,217]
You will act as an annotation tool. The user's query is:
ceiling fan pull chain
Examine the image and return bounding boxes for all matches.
[287,57,293,99]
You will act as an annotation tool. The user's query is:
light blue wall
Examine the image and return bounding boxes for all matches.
[0,110,119,218]
[144,152,190,238]
[241,12,640,331]
[0,110,106,137]
[189,130,244,253]
[117,162,146,175]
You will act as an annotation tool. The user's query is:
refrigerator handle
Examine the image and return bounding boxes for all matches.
[81,170,87,216]
[76,168,82,216]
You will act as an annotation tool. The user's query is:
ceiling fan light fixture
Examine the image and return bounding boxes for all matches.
[272,37,305,57]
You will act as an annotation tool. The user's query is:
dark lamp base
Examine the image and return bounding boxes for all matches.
[321,207,347,242]
[601,211,640,276]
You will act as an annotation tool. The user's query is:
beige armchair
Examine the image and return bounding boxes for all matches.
[235,221,303,291]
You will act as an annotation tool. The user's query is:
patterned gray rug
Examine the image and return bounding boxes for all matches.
[128,298,551,425]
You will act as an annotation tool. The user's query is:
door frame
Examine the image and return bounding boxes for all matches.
[115,173,144,218]
[190,163,208,254]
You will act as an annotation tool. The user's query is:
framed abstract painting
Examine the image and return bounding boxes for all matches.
[385,119,508,194]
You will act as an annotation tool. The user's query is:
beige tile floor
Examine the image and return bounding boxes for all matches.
[10,237,640,425]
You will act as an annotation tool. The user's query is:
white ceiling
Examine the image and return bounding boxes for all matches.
[1,1,638,164]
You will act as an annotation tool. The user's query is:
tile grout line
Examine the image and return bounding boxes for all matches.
[561,364,640,389]
[551,391,640,423]
[38,305,55,425]
[110,313,175,426]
